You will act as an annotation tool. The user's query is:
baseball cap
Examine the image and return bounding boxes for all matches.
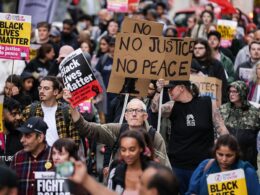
[207,30,221,41]
[17,117,48,134]
[164,80,191,88]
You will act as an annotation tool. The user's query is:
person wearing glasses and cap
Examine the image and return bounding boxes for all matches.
[10,117,53,195]
[151,79,229,195]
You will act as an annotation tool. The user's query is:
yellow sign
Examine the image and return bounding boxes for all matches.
[207,169,248,195]
[217,19,237,47]
[0,95,4,133]
[0,13,31,60]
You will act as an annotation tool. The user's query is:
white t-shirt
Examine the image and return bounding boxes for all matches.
[41,103,59,146]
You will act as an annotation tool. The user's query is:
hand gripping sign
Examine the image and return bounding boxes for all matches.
[59,49,102,108]
[207,169,248,195]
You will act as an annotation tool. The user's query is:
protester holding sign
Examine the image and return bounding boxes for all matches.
[10,117,53,195]
[151,79,229,195]
[186,134,260,195]
[236,41,260,82]
[63,91,171,168]
[219,81,260,169]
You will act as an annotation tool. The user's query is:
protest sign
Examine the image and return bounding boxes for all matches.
[239,68,253,82]
[217,19,237,47]
[30,44,41,60]
[207,169,248,195]
[107,17,164,97]
[121,17,163,35]
[107,0,129,12]
[190,75,222,107]
[60,49,102,108]
[107,0,140,13]
[112,33,193,80]
[0,13,31,60]
[35,172,70,195]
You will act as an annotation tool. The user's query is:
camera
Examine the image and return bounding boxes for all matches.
[55,162,74,178]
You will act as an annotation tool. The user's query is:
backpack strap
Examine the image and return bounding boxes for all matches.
[60,102,70,129]
[203,159,215,173]
[29,101,40,118]
[148,127,156,142]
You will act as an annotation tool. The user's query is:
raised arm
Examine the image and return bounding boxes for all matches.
[212,102,229,135]
[151,79,174,118]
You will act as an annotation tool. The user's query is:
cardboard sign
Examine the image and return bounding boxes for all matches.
[60,49,102,108]
[207,169,248,195]
[0,13,31,60]
[112,33,193,80]
[35,172,70,195]
[107,17,164,97]
[217,19,237,48]
[239,68,253,82]
[190,75,222,107]
[121,17,163,35]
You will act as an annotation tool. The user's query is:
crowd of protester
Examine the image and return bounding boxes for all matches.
[2,0,260,195]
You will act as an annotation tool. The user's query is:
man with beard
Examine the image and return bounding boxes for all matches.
[60,19,79,49]
[193,38,228,102]
[0,97,23,165]
[22,76,80,146]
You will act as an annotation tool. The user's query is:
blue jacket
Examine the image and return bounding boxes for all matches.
[186,159,260,195]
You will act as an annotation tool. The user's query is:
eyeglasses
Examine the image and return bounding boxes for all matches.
[125,108,145,114]
[38,86,52,91]
[229,90,239,94]
[194,47,205,50]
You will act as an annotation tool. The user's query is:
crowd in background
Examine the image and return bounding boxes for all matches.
[1,0,260,195]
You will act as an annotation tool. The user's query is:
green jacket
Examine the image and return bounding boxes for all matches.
[220,52,235,83]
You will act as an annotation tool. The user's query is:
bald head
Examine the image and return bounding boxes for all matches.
[254,30,260,41]
[125,98,148,129]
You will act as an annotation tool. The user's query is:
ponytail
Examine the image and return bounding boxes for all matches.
[190,83,199,98]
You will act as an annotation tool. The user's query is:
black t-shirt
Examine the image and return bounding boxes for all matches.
[168,96,214,169]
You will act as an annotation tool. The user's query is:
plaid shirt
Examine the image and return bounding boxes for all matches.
[22,101,80,145]
[10,146,53,195]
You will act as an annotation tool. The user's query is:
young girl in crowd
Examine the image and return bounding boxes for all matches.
[52,138,88,195]
[107,130,153,195]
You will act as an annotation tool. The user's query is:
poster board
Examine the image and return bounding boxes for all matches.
[207,169,248,195]
[239,68,253,82]
[60,49,102,108]
[217,19,237,48]
[107,18,164,97]
[112,33,193,80]
[107,0,128,12]
[190,75,222,107]
[107,17,193,97]
[107,0,140,13]
[0,13,31,60]
[35,172,70,195]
